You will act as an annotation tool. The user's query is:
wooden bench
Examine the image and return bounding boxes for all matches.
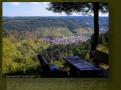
[64,51,109,77]
[38,54,58,77]
[37,50,108,77]
[64,56,101,77]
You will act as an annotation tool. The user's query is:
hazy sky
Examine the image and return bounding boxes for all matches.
[3,2,109,17]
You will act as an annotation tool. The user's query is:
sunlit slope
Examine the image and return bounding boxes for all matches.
[3,17,95,38]
[3,16,108,38]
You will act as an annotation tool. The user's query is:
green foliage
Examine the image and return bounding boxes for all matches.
[97,44,108,54]
[3,32,109,74]
[2,37,50,74]
[48,2,108,15]
[97,32,109,54]
[35,27,73,38]
[98,32,109,46]
[3,38,22,73]
[41,40,91,71]
[50,60,64,69]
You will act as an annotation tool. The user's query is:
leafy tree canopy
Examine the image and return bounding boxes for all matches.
[47,2,109,15]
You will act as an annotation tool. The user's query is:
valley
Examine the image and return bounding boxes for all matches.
[2,16,109,76]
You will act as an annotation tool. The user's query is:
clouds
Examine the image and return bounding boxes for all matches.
[10,2,49,5]
[10,2,20,5]
[31,2,41,4]
[31,2,49,5]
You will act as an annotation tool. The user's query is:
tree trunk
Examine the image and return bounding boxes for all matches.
[90,2,99,58]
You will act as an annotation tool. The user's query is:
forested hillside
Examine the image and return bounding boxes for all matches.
[2,16,109,76]
[3,16,108,39]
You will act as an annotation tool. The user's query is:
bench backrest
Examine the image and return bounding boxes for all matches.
[38,54,49,67]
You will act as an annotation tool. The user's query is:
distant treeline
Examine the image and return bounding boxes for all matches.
[3,16,108,39]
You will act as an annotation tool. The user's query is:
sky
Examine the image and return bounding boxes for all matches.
[3,2,109,17]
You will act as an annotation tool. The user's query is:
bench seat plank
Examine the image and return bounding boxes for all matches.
[64,56,101,71]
